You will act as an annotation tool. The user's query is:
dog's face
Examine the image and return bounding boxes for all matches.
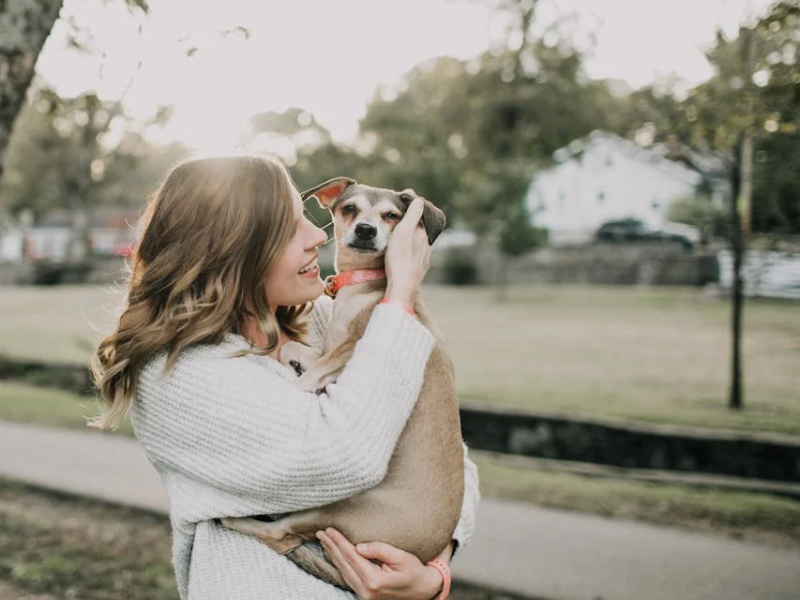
[301,177,446,269]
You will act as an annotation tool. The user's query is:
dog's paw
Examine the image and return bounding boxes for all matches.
[280,341,319,378]
[296,369,340,394]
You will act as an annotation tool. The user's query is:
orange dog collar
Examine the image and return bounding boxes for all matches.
[324,269,387,298]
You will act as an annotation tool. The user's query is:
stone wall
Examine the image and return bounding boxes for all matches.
[460,403,800,483]
[0,356,94,396]
[0,263,32,285]
[428,242,719,286]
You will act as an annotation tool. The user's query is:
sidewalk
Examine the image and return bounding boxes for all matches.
[1,420,799,600]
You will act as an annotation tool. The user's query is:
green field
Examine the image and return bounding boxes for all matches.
[0,283,798,433]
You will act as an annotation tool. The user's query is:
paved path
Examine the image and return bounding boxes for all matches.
[1,420,799,600]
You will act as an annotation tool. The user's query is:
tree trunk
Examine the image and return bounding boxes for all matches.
[0,0,65,181]
[728,23,756,411]
[729,137,746,410]
[66,96,101,263]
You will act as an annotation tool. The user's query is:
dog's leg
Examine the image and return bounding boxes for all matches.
[222,514,350,589]
[295,337,356,392]
[287,546,349,590]
[294,309,371,392]
[220,517,304,555]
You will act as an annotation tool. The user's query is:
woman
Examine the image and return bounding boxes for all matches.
[91,155,479,600]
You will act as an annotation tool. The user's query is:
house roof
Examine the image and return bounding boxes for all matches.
[549,130,703,186]
[649,141,728,178]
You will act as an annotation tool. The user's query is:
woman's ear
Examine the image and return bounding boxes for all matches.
[301,177,356,209]
[399,190,447,245]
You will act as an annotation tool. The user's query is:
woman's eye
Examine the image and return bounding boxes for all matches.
[386,212,401,221]
[341,205,356,215]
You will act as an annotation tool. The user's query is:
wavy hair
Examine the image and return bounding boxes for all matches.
[90,155,311,430]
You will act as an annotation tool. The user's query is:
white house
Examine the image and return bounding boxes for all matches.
[0,225,24,262]
[526,131,704,244]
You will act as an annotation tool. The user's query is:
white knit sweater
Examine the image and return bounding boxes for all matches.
[131,297,480,600]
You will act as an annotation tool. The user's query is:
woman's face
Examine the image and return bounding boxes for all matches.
[265,186,328,308]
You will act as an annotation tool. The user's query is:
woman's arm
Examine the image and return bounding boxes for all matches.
[132,302,435,516]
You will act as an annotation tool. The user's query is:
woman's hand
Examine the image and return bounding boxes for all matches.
[384,197,431,308]
[317,528,445,600]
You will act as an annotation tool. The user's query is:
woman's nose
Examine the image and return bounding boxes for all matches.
[311,222,327,248]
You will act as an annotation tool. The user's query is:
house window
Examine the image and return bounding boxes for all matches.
[597,191,605,203]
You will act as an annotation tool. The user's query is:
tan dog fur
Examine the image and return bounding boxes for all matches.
[222,179,464,590]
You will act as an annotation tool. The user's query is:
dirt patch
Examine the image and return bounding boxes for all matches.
[0,480,177,600]
[0,579,58,600]
[0,479,537,600]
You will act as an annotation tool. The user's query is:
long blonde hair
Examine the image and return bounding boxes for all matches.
[90,155,310,430]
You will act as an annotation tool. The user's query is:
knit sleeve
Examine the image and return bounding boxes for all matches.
[132,302,434,515]
[452,443,480,555]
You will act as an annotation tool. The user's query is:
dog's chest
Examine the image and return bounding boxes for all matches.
[324,289,383,354]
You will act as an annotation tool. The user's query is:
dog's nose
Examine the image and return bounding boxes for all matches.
[355,223,377,240]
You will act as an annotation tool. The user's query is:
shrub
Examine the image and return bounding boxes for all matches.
[667,195,727,241]
[442,249,478,285]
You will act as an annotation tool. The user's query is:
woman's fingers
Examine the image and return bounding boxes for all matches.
[318,529,444,600]
[323,528,375,578]
[317,530,365,592]
[318,527,395,597]
[384,197,430,306]
[355,541,407,566]
[393,197,425,236]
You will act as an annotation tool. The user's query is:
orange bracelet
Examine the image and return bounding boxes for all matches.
[426,558,451,600]
[378,298,415,316]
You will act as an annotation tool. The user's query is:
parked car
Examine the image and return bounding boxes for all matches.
[595,219,695,250]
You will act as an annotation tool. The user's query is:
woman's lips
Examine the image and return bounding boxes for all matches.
[298,264,320,277]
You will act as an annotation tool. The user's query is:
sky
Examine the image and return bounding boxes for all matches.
[36,0,778,155]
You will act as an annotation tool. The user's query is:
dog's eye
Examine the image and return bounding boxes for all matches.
[341,204,356,215]
[385,212,401,221]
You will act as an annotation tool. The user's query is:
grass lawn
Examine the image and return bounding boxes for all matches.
[472,452,800,548]
[0,283,798,434]
[424,285,800,435]
[0,381,133,436]
[1,381,799,549]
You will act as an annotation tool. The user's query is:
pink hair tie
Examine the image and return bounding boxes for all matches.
[426,557,451,600]
[378,297,415,316]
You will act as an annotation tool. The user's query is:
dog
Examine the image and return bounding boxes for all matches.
[221,178,465,590]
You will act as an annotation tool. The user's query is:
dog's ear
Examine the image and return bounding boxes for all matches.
[399,190,447,245]
[301,177,356,209]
